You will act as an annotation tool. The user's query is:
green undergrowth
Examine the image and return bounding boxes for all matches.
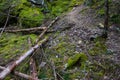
[88,38,107,56]
[44,35,90,79]
[66,53,88,69]
[0,33,37,65]
[0,0,84,27]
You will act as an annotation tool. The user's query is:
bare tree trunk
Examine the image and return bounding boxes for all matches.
[103,0,109,38]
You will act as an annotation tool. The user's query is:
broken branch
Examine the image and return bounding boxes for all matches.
[0,66,37,80]
[1,27,46,33]
[35,17,59,44]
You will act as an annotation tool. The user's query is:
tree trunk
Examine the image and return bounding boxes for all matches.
[103,0,109,38]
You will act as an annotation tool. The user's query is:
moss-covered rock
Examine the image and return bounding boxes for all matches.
[65,53,88,69]
[0,0,84,27]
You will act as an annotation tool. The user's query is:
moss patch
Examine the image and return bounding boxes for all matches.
[66,53,88,69]
[88,38,107,56]
[0,33,37,65]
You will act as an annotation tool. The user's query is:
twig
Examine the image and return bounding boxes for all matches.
[0,66,38,80]
[41,47,64,80]
[51,61,57,80]
[0,7,10,38]
[35,17,59,44]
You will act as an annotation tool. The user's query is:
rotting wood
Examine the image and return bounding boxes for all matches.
[28,38,38,80]
[0,37,48,79]
[1,27,46,33]
[29,58,38,80]
[0,66,38,80]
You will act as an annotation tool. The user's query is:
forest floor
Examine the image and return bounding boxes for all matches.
[45,4,120,79]
[0,4,120,80]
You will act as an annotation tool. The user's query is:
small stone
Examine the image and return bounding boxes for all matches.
[98,23,104,29]
[75,51,79,53]
[56,55,59,58]
[39,62,46,68]
[104,76,108,79]
[78,40,82,44]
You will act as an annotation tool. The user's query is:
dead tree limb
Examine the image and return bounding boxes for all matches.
[1,27,46,33]
[0,37,48,79]
[35,17,59,44]
[0,66,37,80]
[28,38,38,80]
[0,7,10,38]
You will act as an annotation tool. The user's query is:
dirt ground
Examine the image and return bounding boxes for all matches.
[48,4,120,79]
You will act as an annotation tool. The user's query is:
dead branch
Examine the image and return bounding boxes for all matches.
[0,66,38,80]
[28,38,38,80]
[0,17,58,79]
[51,61,57,80]
[1,27,46,33]
[35,17,59,44]
[0,37,48,79]
[0,7,10,38]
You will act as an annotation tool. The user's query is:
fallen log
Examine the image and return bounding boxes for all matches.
[0,37,48,79]
[0,27,46,33]
[0,66,38,80]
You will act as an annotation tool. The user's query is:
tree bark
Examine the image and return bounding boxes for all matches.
[103,0,109,38]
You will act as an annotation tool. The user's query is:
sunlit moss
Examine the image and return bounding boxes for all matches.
[66,53,88,69]
[0,33,37,65]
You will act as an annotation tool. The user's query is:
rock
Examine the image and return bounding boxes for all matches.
[39,62,46,68]
[78,40,82,44]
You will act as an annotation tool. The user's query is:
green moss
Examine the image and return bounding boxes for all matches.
[96,8,105,17]
[66,53,88,69]
[110,14,120,24]
[0,0,84,27]
[48,0,84,16]
[0,33,37,64]
[88,39,107,56]
[19,7,45,27]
